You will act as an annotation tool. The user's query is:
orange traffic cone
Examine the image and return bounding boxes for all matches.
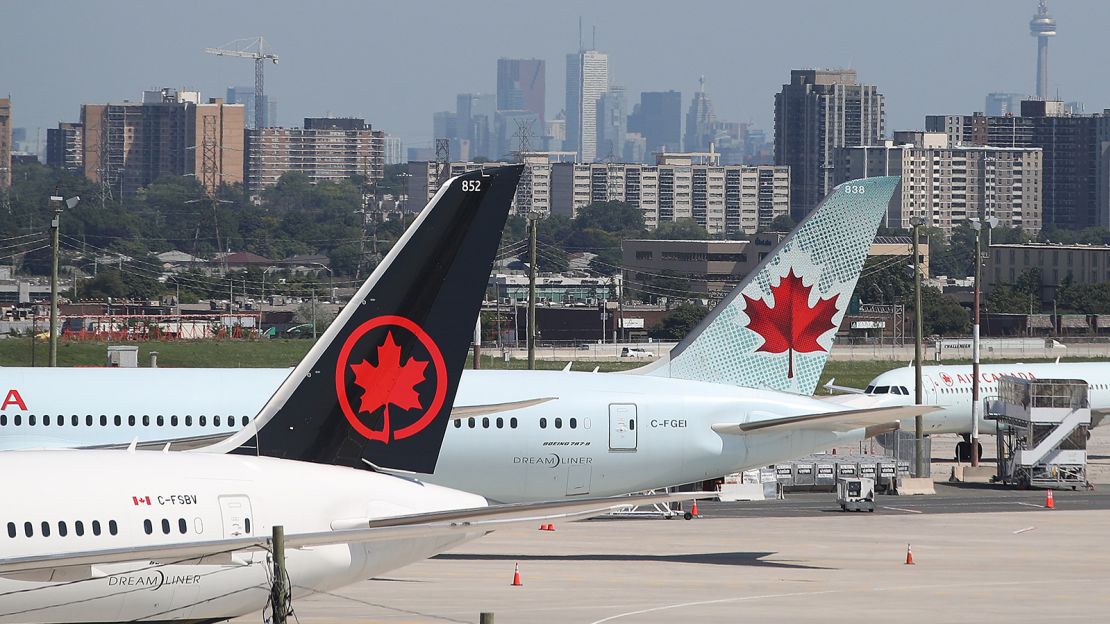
[538,524,546,531]
[1045,489,1055,509]
[511,562,523,586]
[546,523,555,531]
[691,500,700,518]
[905,544,915,565]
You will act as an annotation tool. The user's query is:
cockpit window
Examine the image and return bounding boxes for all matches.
[865,385,875,394]
[874,386,890,394]
[900,386,910,395]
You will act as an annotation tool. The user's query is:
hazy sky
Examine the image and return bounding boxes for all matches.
[4,0,1107,151]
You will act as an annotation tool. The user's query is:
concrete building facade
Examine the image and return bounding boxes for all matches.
[46,122,84,174]
[835,132,1043,235]
[986,242,1110,306]
[80,89,244,196]
[245,117,384,195]
[774,69,885,220]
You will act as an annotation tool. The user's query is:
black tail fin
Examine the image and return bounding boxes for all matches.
[207,165,523,473]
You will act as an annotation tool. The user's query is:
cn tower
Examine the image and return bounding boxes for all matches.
[1030,0,1056,100]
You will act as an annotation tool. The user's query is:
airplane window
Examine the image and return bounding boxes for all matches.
[199,416,207,427]
[185,416,192,426]
[142,415,150,427]
[171,415,179,427]
[161,519,171,534]
[43,415,50,426]
[92,520,101,536]
[215,416,222,427]
[29,415,36,426]
[229,417,236,428]
[75,521,84,536]
[157,415,164,426]
[467,417,475,428]
[13,415,20,426]
[555,418,563,429]
[865,385,875,394]
[143,519,153,535]
[570,418,578,429]
[114,415,121,426]
[244,518,252,534]
[71,415,77,426]
[6,522,14,538]
[109,520,118,536]
[0,415,5,426]
[482,417,489,428]
[58,521,67,537]
[241,416,250,427]
[41,522,50,537]
[496,417,504,429]
[86,415,93,426]
[178,518,187,534]
[24,522,32,538]
[453,419,462,428]
[510,417,518,429]
[540,418,547,429]
[100,415,107,426]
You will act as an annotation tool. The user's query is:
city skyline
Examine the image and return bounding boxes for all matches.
[4,0,1108,152]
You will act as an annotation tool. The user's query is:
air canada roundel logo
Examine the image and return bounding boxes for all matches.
[334,315,447,443]
[940,373,954,386]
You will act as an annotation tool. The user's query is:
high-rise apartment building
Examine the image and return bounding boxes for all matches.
[226,86,277,129]
[408,152,788,235]
[497,58,545,125]
[835,132,1043,235]
[685,78,716,153]
[0,98,10,188]
[80,89,244,196]
[383,135,403,166]
[565,49,609,162]
[628,91,682,158]
[245,117,384,196]
[46,122,85,174]
[926,101,1110,230]
[774,69,885,220]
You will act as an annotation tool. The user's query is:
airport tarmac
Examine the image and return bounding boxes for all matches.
[235,487,1110,623]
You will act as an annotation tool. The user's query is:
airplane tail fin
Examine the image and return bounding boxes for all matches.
[203,166,523,473]
[636,177,899,395]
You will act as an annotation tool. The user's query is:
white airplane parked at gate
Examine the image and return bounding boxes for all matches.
[834,361,1110,459]
[0,176,933,503]
[0,166,704,624]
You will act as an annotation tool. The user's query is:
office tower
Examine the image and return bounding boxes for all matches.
[497,58,545,125]
[835,132,1043,235]
[985,93,1027,116]
[774,69,885,219]
[80,88,245,196]
[383,135,403,166]
[628,91,682,159]
[246,117,384,195]
[0,98,10,187]
[457,93,495,160]
[545,116,566,152]
[47,122,84,174]
[565,49,609,161]
[596,87,627,161]
[1030,0,1056,100]
[685,77,716,152]
[226,86,276,129]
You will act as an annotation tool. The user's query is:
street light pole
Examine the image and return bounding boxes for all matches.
[911,217,926,477]
[527,214,538,370]
[969,216,998,467]
[48,193,79,367]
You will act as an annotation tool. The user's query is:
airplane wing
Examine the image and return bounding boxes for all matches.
[448,397,557,418]
[0,491,711,576]
[711,405,937,436]
[822,378,866,394]
[1092,408,1109,428]
[78,432,236,451]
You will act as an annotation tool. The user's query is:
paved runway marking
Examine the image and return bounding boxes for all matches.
[1012,526,1037,534]
[1016,502,1046,509]
[880,506,923,514]
[589,578,1097,623]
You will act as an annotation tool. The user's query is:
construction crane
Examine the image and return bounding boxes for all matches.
[204,37,278,129]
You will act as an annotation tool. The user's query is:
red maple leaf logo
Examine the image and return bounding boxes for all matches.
[742,269,839,378]
[350,331,429,441]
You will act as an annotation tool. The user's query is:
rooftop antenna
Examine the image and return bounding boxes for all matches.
[578,17,583,52]
[592,25,596,50]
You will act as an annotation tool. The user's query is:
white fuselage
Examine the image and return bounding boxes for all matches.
[861,361,1110,435]
[0,450,486,623]
[0,368,871,502]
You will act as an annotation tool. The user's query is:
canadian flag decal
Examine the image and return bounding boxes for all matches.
[132,496,151,506]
